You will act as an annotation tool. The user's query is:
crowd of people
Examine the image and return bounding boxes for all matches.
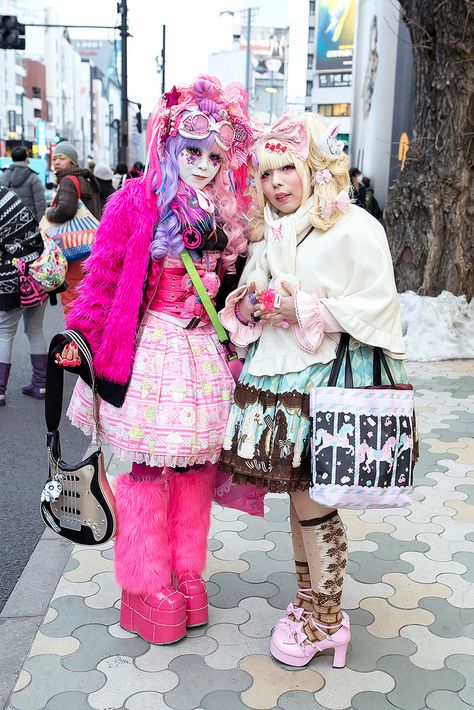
[0,145,146,405]
[0,76,406,671]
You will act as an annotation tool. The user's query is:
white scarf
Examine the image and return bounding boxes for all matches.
[249,196,314,292]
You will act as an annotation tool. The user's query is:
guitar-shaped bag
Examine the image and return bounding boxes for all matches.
[41,329,116,545]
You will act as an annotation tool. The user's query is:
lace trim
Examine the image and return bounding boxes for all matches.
[67,413,221,468]
[293,289,323,354]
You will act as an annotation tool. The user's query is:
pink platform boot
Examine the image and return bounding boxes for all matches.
[115,473,187,644]
[167,463,215,627]
[270,611,351,668]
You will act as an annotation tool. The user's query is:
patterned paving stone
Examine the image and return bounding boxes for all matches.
[350,552,413,583]
[207,573,278,609]
[44,691,96,710]
[378,654,465,710]
[342,575,394,610]
[341,513,396,541]
[415,533,474,562]
[454,484,474,505]
[88,656,178,710]
[263,496,290,522]
[212,531,274,560]
[446,499,474,523]
[365,532,430,560]
[240,655,323,710]
[383,573,452,609]
[84,572,121,609]
[418,597,474,638]
[352,691,426,710]
[435,517,474,542]
[445,654,474,706]
[436,574,474,608]
[266,572,297,611]
[277,691,330,710]
[62,623,148,671]
[346,607,375,627]
[12,670,31,693]
[64,548,114,583]
[164,654,252,710]
[207,538,223,553]
[211,504,244,522]
[100,545,114,560]
[9,654,105,710]
[400,626,474,669]
[41,596,119,638]
[125,692,170,709]
[52,578,100,601]
[201,689,254,710]
[209,517,249,535]
[238,515,289,541]
[386,514,445,542]
[345,624,416,672]
[425,690,474,710]
[239,551,292,583]
[311,660,395,710]
[359,598,434,638]
[453,552,474,582]
[265,532,293,561]
[29,629,80,658]
[239,597,282,639]
[135,634,217,672]
[203,556,249,582]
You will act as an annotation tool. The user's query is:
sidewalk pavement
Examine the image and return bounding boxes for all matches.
[1,360,473,710]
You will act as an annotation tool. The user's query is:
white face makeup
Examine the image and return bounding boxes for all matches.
[177,144,224,190]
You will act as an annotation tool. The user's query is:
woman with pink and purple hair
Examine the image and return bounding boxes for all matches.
[58,76,252,644]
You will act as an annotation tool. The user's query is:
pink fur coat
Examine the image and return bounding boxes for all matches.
[67,178,161,385]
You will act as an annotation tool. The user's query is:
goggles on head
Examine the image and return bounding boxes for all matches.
[178,111,235,151]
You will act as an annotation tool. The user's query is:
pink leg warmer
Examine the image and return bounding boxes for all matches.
[167,463,216,576]
[114,473,171,594]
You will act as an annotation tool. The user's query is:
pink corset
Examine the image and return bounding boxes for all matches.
[149,253,221,323]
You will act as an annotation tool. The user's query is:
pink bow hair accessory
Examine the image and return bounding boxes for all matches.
[319,190,351,220]
[255,109,309,160]
[314,168,333,185]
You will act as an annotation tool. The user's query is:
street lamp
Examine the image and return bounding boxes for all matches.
[219,7,259,96]
[264,50,282,125]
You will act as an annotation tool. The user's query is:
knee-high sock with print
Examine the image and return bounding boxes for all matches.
[300,510,348,641]
[289,499,312,615]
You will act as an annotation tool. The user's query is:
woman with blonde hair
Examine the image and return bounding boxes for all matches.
[219,110,406,667]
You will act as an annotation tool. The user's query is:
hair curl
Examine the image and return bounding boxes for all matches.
[248,113,349,242]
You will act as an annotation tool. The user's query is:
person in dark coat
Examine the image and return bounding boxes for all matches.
[0,186,48,404]
[349,167,367,209]
[0,146,46,220]
[46,141,101,315]
[93,164,116,212]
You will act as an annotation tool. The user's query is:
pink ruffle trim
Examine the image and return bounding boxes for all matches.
[219,285,263,348]
[293,291,343,353]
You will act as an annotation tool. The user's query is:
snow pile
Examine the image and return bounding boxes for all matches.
[399,290,474,361]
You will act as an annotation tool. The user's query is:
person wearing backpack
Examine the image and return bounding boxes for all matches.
[45,142,101,315]
[0,146,46,221]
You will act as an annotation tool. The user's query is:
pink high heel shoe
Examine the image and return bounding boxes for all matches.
[120,586,187,644]
[270,611,351,668]
[176,573,209,627]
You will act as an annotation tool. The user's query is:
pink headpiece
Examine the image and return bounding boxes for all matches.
[146,75,252,169]
[252,109,309,162]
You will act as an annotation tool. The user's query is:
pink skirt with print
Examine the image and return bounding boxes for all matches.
[67,312,235,468]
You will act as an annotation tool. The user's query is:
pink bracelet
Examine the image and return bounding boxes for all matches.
[235,299,255,328]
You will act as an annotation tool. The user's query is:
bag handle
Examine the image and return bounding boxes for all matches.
[180,250,237,361]
[328,333,396,388]
[64,174,81,199]
[46,329,101,444]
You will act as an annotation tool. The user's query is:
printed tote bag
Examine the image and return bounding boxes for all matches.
[40,176,98,262]
[309,333,417,509]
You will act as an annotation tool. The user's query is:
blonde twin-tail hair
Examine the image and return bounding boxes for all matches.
[248,113,350,243]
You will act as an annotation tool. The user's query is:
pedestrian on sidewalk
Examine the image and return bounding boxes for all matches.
[0,146,46,221]
[93,164,116,212]
[219,110,407,668]
[57,76,253,644]
[45,141,101,316]
[0,186,49,405]
[112,162,128,190]
[349,167,367,209]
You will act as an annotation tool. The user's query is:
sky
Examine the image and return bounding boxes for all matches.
[27,0,307,115]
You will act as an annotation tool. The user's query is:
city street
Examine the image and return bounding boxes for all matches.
[0,303,88,611]
[0,358,473,710]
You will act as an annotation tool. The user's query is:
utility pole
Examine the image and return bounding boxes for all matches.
[118,1,128,165]
[161,24,166,94]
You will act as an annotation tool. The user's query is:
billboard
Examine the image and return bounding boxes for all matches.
[316,0,356,72]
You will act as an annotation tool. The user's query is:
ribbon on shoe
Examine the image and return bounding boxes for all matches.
[277,617,308,645]
[286,603,307,621]
[319,190,351,220]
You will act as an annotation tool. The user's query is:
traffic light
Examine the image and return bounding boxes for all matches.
[135,111,142,134]
[0,16,26,50]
